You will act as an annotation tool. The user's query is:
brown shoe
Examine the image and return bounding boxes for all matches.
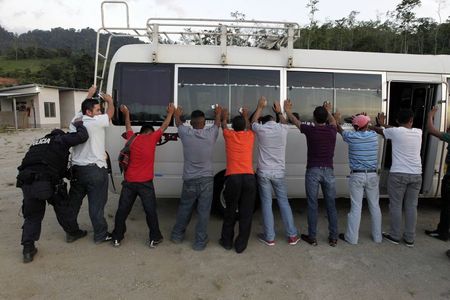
[300,234,317,246]
[328,238,338,247]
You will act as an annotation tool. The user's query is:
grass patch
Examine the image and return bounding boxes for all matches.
[0,56,69,73]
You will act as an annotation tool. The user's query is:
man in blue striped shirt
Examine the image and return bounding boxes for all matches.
[334,113,382,244]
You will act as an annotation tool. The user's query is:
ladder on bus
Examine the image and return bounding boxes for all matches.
[94,0,300,91]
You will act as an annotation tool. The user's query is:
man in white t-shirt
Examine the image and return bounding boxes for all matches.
[68,85,115,244]
[375,109,422,247]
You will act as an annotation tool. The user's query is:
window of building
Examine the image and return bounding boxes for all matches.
[44,102,56,118]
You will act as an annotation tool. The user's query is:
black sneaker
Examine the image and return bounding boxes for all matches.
[300,234,318,246]
[23,246,38,264]
[446,249,450,259]
[95,232,112,244]
[425,229,448,241]
[112,239,121,247]
[328,238,338,247]
[403,239,414,248]
[66,230,88,243]
[149,238,163,248]
[382,232,400,245]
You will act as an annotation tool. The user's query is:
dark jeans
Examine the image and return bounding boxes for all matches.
[171,177,213,249]
[437,174,450,239]
[69,165,109,242]
[112,180,162,242]
[220,174,256,253]
[21,180,79,246]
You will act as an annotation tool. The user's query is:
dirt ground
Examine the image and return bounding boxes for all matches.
[0,128,449,300]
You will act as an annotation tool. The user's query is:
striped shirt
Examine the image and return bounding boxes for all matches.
[342,130,378,171]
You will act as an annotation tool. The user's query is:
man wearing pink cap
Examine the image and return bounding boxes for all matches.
[334,113,382,245]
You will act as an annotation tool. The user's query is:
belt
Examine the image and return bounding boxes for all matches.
[351,169,377,173]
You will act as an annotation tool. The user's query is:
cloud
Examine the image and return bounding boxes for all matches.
[13,10,26,18]
[154,0,186,17]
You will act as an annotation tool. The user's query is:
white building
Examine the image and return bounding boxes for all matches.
[0,84,87,129]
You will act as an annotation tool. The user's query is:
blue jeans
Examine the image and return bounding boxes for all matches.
[69,165,109,242]
[171,177,213,249]
[257,170,298,240]
[305,167,338,239]
[345,172,382,244]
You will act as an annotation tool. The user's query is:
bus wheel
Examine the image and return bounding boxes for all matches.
[212,170,260,217]
[212,170,227,217]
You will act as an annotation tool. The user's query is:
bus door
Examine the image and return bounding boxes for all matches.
[379,81,440,195]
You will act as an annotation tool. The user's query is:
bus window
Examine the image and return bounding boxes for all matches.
[287,71,333,122]
[334,73,382,121]
[178,68,280,122]
[112,63,174,125]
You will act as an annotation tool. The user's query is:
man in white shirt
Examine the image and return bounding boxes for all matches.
[251,97,299,246]
[375,109,422,247]
[68,86,115,244]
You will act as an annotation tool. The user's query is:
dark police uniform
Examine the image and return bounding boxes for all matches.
[17,122,88,262]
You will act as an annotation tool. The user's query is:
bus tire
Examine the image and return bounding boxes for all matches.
[212,170,260,217]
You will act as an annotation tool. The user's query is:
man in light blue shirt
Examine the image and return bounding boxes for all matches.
[335,113,382,245]
[251,97,299,246]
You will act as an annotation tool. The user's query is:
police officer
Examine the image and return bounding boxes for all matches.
[17,120,89,263]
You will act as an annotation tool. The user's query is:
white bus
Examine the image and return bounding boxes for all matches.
[95,2,450,212]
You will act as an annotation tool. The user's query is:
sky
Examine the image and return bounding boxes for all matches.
[0,0,449,34]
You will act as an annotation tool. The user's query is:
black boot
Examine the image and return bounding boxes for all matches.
[66,229,88,243]
[23,244,37,263]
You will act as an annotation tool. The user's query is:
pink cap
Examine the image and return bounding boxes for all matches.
[352,115,370,129]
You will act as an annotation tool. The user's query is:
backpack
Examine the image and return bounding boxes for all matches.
[118,134,138,174]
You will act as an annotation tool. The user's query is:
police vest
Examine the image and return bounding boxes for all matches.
[18,135,69,179]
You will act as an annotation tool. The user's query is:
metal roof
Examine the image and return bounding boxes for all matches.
[0,91,39,98]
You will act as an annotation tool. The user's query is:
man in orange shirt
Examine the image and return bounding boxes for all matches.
[219,107,256,253]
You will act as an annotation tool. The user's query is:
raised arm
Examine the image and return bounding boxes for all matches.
[221,108,229,130]
[251,96,267,124]
[214,105,223,127]
[102,93,115,120]
[333,111,343,134]
[427,106,443,139]
[241,107,250,130]
[174,106,184,127]
[323,101,337,127]
[371,112,386,137]
[273,101,287,124]
[61,119,89,147]
[120,105,132,133]
[160,103,175,133]
[284,99,301,129]
[87,85,96,99]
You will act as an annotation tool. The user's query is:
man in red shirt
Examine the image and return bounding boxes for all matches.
[111,103,175,248]
[219,107,256,253]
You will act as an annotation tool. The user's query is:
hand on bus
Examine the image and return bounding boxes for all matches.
[120,105,129,115]
[376,112,386,126]
[284,99,293,113]
[214,105,223,116]
[167,103,175,115]
[257,97,267,109]
[102,93,113,103]
[272,101,281,114]
[428,106,438,121]
[240,106,249,118]
[333,111,341,124]
[323,101,332,112]
[175,106,183,117]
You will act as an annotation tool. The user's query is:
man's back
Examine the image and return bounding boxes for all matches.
[70,114,109,168]
[342,130,378,171]
[125,129,163,183]
[252,121,289,172]
[223,129,255,176]
[300,123,337,169]
[178,125,219,180]
[384,127,422,174]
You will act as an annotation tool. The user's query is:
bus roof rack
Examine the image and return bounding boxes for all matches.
[95,1,300,89]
